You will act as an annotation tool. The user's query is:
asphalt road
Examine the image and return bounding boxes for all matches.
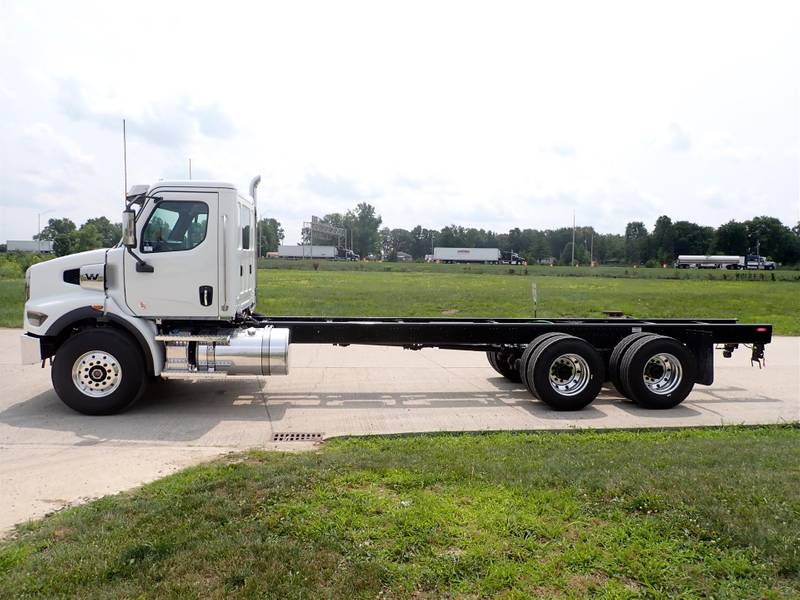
[1,328,797,532]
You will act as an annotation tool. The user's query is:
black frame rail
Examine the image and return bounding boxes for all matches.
[257,316,772,350]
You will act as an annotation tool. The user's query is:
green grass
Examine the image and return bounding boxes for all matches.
[257,270,799,334]
[260,259,800,281]
[3,264,798,333]
[2,427,798,598]
[0,279,23,328]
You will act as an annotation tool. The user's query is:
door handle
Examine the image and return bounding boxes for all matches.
[199,285,213,307]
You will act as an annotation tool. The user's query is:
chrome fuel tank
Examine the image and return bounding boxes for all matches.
[161,327,290,376]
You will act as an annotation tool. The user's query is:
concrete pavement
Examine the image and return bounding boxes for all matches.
[1,328,797,532]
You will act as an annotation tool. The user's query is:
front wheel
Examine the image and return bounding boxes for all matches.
[52,328,147,415]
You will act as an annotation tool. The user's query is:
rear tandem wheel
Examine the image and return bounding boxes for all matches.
[486,349,523,382]
[522,335,605,411]
[618,335,697,409]
[608,332,657,398]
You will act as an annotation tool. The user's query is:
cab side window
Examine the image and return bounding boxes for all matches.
[142,201,208,253]
[239,204,251,250]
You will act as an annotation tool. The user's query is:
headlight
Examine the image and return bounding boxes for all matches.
[25,268,31,301]
[26,310,48,326]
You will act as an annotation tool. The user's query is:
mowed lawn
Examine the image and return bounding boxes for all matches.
[257,269,799,334]
[1,427,798,598]
[2,268,798,333]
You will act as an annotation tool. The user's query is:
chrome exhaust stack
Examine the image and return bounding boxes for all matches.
[160,327,290,376]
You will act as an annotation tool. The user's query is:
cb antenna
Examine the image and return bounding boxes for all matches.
[122,119,128,204]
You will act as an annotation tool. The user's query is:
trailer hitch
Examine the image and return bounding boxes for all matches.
[722,343,738,358]
[750,343,765,368]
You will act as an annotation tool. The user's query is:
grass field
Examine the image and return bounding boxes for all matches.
[3,263,798,333]
[1,427,798,598]
[0,279,23,329]
[260,258,800,281]
[256,269,799,334]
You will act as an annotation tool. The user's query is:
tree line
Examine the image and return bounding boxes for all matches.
[318,209,800,266]
[34,217,123,256]
[17,210,800,266]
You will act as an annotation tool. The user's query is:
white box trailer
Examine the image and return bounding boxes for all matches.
[433,247,501,263]
[6,240,54,253]
[278,245,337,259]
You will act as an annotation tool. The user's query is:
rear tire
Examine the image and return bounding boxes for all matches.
[620,336,696,409]
[486,349,522,382]
[525,336,605,411]
[518,333,570,390]
[609,332,657,398]
[52,328,147,415]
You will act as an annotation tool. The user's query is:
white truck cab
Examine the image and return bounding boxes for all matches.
[120,180,256,318]
[21,177,291,415]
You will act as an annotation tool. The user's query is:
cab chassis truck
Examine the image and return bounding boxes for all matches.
[20,178,771,415]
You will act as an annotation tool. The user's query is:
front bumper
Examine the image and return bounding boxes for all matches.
[20,333,42,365]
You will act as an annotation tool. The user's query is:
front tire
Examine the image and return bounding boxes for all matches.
[52,328,147,415]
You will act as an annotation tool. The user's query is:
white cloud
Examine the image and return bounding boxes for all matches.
[664,123,692,152]
[57,78,235,148]
[697,132,764,162]
[1,0,798,244]
[303,172,377,201]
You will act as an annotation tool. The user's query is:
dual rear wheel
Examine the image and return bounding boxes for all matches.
[612,334,696,409]
[488,333,696,411]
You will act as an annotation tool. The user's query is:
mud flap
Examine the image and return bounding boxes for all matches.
[685,330,714,386]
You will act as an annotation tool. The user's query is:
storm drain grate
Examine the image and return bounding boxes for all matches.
[271,432,324,442]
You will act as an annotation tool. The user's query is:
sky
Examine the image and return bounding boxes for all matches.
[1,0,798,245]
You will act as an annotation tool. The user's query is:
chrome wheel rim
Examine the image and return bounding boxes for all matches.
[548,354,591,396]
[72,351,122,397]
[643,353,683,395]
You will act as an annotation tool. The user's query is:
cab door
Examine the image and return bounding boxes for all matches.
[124,190,219,318]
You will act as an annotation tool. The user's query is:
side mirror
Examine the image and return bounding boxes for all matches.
[122,209,137,247]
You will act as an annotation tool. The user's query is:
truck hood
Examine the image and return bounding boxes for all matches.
[28,248,108,278]
[27,248,109,300]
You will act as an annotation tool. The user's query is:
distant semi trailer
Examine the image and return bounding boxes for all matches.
[277,245,359,260]
[6,240,54,253]
[278,245,337,259]
[675,255,775,270]
[432,247,524,264]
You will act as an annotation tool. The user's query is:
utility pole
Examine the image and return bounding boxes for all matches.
[188,158,192,180]
[37,208,54,252]
[571,209,576,266]
[756,239,760,269]
[122,119,128,205]
[590,231,594,266]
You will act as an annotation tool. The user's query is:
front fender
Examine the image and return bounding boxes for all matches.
[36,297,164,376]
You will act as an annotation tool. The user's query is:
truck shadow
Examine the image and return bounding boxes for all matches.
[0,376,783,444]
